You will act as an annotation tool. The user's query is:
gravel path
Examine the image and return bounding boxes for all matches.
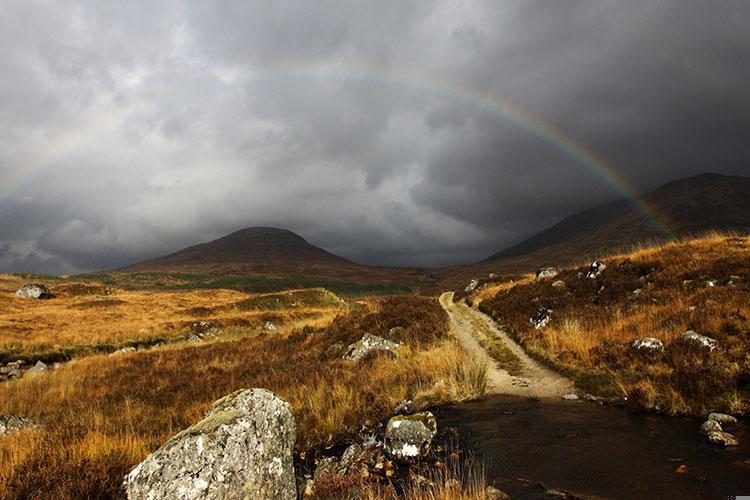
[439,292,575,399]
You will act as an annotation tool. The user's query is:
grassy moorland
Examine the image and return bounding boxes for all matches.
[0,293,487,498]
[472,233,750,415]
[0,277,346,363]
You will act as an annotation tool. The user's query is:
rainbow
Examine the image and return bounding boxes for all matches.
[1,65,673,238]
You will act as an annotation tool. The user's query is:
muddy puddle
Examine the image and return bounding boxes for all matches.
[434,396,750,499]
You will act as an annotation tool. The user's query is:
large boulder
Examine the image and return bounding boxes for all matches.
[700,419,722,434]
[123,388,297,500]
[0,415,39,436]
[384,412,437,461]
[536,267,559,281]
[343,334,400,363]
[681,330,717,352]
[708,412,737,425]
[16,283,52,299]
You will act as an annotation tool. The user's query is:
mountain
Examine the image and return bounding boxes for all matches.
[121,227,357,273]
[484,173,750,268]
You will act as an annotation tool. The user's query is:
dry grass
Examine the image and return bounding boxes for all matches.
[0,279,346,362]
[0,294,486,498]
[477,233,750,414]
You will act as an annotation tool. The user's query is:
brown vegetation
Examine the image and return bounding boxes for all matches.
[0,294,486,498]
[474,233,750,415]
[0,280,345,362]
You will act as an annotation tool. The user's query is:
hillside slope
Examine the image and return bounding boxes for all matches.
[485,173,750,268]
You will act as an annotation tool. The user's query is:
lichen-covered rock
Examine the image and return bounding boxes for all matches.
[536,267,559,280]
[0,415,39,435]
[16,283,51,299]
[701,419,722,434]
[384,412,437,461]
[530,308,552,329]
[681,330,717,351]
[465,279,479,293]
[123,388,297,500]
[708,412,737,425]
[343,334,400,363]
[585,260,607,279]
[631,338,664,353]
[707,430,738,447]
[562,393,579,401]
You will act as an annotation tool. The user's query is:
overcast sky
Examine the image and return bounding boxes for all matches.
[1,1,749,273]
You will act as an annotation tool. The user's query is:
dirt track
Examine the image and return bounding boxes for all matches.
[439,291,574,399]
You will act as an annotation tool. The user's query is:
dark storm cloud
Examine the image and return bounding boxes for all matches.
[0,0,749,272]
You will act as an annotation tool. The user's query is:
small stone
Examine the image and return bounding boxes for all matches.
[343,334,400,363]
[465,279,479,293]
[681,330,717,351]
[388,326,406,337]
[562,393,579,400]
[551,280,566,288]
[530,308,552,329]
[586,260,607,279]
[26,360,47,375]
[264,321,277,331]
[631,338,664,353]
[0,415,39,435]
[384,412,437,461]
[186,333,202,342]
[536,267,559,281]
[707,430,738,447]
[485,486,510,500]
[701,419,722,434]
[708,412,737,426]
[705,279,718,287]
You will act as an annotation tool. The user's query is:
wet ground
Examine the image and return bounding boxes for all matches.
[435,396,750,499]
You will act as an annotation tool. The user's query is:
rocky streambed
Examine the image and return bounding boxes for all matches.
[434,395,750,499]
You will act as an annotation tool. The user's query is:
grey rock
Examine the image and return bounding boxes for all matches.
[681,330,717,351]
[631,338,664,353]
[485,486,511,500]
[701,419,722,434]
[707,430,738,447]
[313,456,340,481]
[708,412,737,425]
[464,279,479,293]
[26,360,48,375]
[0,415,39,435]
[586,260,607,279]
[6,368,21,378]
[705,279,718,287]
[16,283,51,299]
[343,334,400,363]
[186,333,202,342]
[264,321,277,331]
[123,388,297,500]
[562,393,579,401]
[110,346,137,356]
[384,412,436,461]
[530,308,552,329]
[388,326,406,337]
[551,280,566,288]
[340,444,364,471]
[536,267,559,281]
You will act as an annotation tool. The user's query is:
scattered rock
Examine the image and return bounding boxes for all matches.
[704,279,718,287]
[0,415,39,435]
[384,412,437,461]
[110,346,137,356]
[186,333,202,342]
[343,334,400,363]
[631,337,664,353]
[586,260,607,279]
[192,321,221,336]
[536,267,559,281]
[707,430,738,447]
[562,393,579,401]
[701,419,722,434]
[551,280,566,288]
[26,360,48,375]
[265,321,277,331]
[530,308,552,329]
[393,399,412,414]
[16,283,52,299]
[681,330,717,352]
[485,486,510,500]
[465,279,479,293]
[388,326,406,338]
[583,394,604,403]
[708,412,737,426]
[632,288,643,295]
[123,388,297,500]
[313,456,340,480]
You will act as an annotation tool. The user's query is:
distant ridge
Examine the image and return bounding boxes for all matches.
[484,173,750,266]
[120,227,357,274]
